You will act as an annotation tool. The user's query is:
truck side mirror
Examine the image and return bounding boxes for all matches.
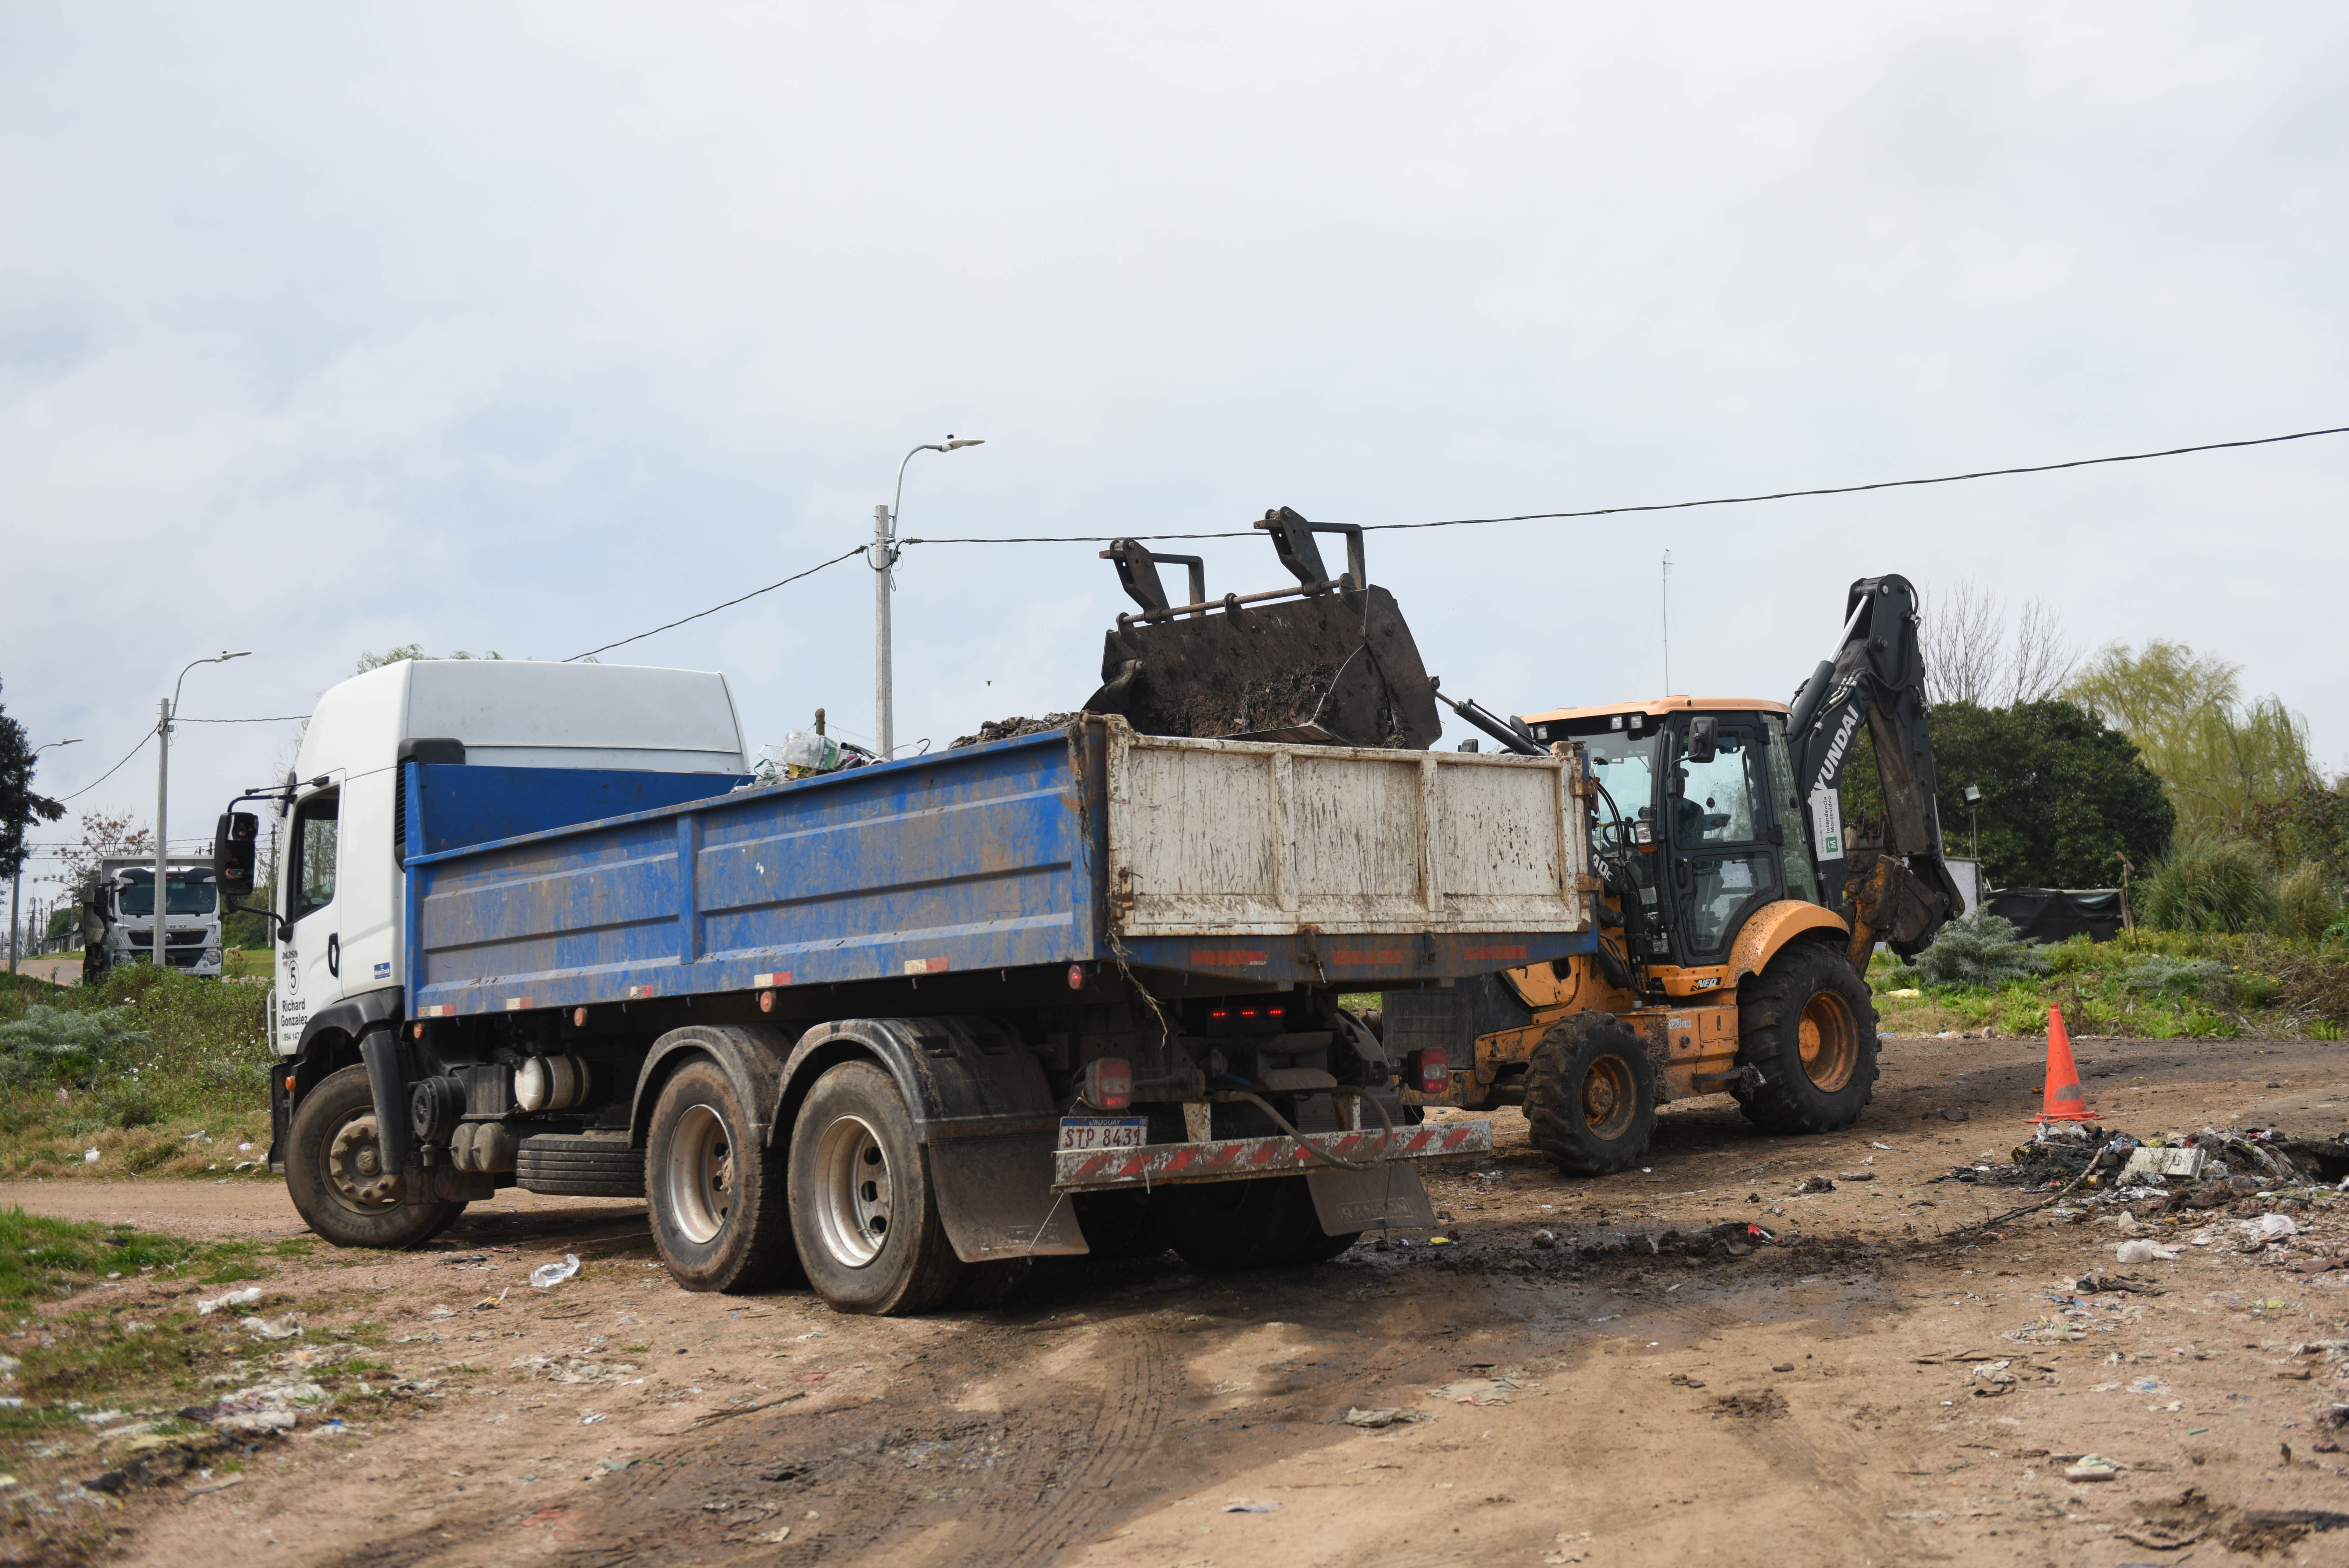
[1686,716,1718,764]
[216,812,259,896]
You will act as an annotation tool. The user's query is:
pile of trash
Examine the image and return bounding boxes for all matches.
[1936,1122,2348,1204]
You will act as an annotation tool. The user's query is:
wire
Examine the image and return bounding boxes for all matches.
[905,422,2349,544]
[57,730,154,802]
[564,545,869,663]
[177,716,308,724]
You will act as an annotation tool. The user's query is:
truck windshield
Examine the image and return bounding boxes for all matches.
[114,881,217,917]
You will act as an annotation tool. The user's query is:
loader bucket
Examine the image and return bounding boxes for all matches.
[1080,508,1442,750]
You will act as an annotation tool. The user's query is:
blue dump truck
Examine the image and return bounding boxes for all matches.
[216,518,1598,1314]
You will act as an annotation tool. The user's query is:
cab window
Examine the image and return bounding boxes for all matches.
[1672,728,1764,845]
[289,791,340,922]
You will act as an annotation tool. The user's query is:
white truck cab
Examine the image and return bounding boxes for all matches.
[83,858,225,979]
[263,659,750,1057]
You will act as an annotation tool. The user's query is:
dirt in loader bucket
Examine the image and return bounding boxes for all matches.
[1078,509,1442,750]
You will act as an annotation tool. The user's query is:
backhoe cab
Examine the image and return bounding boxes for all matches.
[1389,574,1961,1174]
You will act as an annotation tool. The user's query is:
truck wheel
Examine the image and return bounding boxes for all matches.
[787,1061,966,1315]
[648,1059,797,1294]
[1524,1014,1656,1175]
[284,1064,464,1250]
[1154,1176,1326,1271]
[1733,939,1880,1135]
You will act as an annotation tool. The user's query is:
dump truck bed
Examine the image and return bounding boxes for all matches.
[401,715,1594,1018]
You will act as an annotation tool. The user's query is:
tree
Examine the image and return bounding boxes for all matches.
[1,680,67,883]
[54,811,153,892]
[2067,640,2317,838]
[355,644,501,673]
[1919,582,2080,708]
[1841,699,2174,888]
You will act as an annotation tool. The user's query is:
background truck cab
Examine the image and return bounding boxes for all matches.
[82,858,225,981]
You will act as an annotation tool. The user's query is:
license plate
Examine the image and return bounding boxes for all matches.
[1057,1116,1149,1152]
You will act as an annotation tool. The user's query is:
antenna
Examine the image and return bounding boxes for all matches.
[1661,548,1673,694]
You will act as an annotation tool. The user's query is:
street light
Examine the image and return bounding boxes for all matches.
[873,437,984,761]
[155,652,249,969]
[8,737,80,975]
[1962,782,1983,864]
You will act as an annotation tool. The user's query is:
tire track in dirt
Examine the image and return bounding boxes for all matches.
[970,1327,1179,1564]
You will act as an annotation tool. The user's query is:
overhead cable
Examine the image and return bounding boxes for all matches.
[565,546,869,663]
[905,421,2349,544]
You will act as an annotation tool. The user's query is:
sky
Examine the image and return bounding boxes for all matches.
[5,3,2347,903]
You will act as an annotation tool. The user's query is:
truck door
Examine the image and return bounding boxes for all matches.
[276,782,344,1052]
[1664,723,1783,964]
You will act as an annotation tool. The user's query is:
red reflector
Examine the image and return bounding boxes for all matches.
[1406,1048,1450,1094]
[1067,964,1085,991]
[1080,1058,1133,1111]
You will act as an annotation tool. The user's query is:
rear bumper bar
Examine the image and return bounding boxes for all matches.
[1052,1119,1491,1191]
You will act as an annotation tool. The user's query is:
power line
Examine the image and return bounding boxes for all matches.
[178,715,308,724]
[56,730,153,802]
[565,545,869,663]
[904,421,2349,544]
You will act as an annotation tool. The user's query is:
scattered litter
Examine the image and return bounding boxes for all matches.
[209,1381,328,1437]
[82,1149,99,1164]
[1532,1230,1556,1249]
[580,1413,607,1425]
[2117,1240,2179,1264]
[1340,1407,1429,1428]
[531,1255,582,1289]
[2065,1454,2124,1482]
[1792,1176,1836,1195]
[2245,1214,2300,1242]
[1224,1500,1280,1514]
[237,1316,301,1342]
[196,1288,262,1316]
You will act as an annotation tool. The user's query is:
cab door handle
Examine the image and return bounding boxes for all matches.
[327,934,339,978]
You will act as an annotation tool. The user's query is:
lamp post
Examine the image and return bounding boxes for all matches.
[1963,782,1983,864]
[873,437,984,761]
[9,737,80,974]
[155,652,249,967]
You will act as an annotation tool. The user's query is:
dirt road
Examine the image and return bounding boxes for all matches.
[10,1029,2349,1567]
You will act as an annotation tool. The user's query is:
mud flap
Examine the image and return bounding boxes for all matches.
[1306,1162,1436,1236]
[927,1135,1090,1261]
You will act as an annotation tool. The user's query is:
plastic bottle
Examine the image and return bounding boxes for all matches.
[780,730,843,778]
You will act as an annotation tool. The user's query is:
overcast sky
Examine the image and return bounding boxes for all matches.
[5,4,2347,894]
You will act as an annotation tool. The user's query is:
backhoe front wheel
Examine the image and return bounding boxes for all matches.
[285,1064,464,1250]
[1733,939,1881,1134]
[647,1059,797,1293]
[787,1062,968,1314]
[1524,1014,1657,1174]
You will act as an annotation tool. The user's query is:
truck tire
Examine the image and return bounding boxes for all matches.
[284,1064,465,1250]
[787,1061,966,1315]
[1154,1176,1328,1271]
[1524,1013,1657,1175]
[1732,938,1880,1135]
[944,1259,1031,1310]
[647,1059,797,1294]
[515,1132,645,1198]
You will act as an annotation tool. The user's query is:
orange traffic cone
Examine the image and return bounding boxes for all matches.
[2031,1005,2100,1124]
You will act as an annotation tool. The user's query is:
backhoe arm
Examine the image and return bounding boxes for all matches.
[1785,574,1963,959]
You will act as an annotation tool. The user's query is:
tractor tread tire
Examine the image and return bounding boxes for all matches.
[1524,1013,1657,1175]
[1732,938,1881,1135]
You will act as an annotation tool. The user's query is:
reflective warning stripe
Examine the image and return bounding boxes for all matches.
[1053,1120,1491,1190]
[903,958,948,975]
[754,972,793,987]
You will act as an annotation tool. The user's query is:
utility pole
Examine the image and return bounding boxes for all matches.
[873,437,984,762]
[158,652,249,967]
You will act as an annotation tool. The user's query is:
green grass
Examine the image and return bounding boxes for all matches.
[0,964,272,1179]
[1870,928,2349,1038]
[0,1207,272,1311]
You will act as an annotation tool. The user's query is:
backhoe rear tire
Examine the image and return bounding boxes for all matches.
[1732,938,1879,1135]
[1524,1014,1656,1175]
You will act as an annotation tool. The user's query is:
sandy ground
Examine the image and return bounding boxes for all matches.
[9,1029,2349,1568]
[5,957,79,986]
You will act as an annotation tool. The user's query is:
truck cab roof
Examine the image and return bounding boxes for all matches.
[297,659,750,780]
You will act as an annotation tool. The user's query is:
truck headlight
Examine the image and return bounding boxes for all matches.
[203,948,223,966]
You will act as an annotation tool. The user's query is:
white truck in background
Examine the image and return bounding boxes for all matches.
[82,856,226,981]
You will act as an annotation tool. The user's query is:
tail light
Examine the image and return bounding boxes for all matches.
[1403,1048,1450,1095]
[1078,1058,1133,1110]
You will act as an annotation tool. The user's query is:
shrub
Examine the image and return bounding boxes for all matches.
[2277,863,2343,943]
[1911,911,2051,988]
[0,1006,149,1090]
[2137,836,2281,934]
[2123,955,2233,1004]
